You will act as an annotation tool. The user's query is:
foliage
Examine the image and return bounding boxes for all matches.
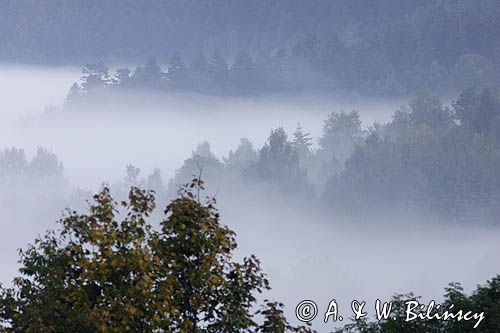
[0,178,312,333]
[6,1,500,96]
[249,127,311,195]
[292,123,313,165]
[335,275,500,332]
[323,87,500,221]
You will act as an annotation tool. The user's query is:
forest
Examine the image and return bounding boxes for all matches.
[2,0,500,95]
[64,82,500,223]
[0,1,499,332]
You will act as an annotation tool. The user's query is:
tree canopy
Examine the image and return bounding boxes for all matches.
[0,178,314,333]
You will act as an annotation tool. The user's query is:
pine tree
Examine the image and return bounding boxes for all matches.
[292,123,313,163]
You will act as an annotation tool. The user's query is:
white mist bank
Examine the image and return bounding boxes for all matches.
[0,66,402,189]
[218,194,500,332]
[0,65,80,117]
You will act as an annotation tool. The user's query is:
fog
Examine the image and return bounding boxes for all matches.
[0,66,399,188]
[1,66,499,332]
[226,197,500,330]
[0,65,79,117]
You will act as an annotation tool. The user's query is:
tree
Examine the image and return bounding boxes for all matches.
[145,168,166,195]
[167,52,190,90]
[468,275,500,331]
[291,32,321,69]
[112,68,132,88]
[132,57,165,89]
[190,52,211,92]
[124,164,141,186]
[319,111,362,165]
[224,138,258,171]
[452,87,500,144]
[0,186,158,332]
[308,112,363,194]
[321,88,500,219]
[80,62,111,92]
[441,282,476,333]
[27,147,64,184]
[171,142,224,195]
[257,301,315,333]
[268,48,290,89]
[0,179,311,332]
[335,275,500,332]
[292,123,313,165]
[408,91,452,136]
[251,128,311,194]
[230,51,258,95]
[65,83,82,106]
[452,87,479,127]
[451,54,496,90]
[0,148,28,185]
[209,48,229,94]
[257,128,298,178]
[474,87,500,136]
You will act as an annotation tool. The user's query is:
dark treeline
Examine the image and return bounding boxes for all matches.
[65,52,311,101]
[9,87,500,223]
[335,275,500,332]
[65,41,500,100]
[324,87,500,222]
[3,1,500,95]
[3,1,500,69]
[42,0,500,98]
[166,87,500,223]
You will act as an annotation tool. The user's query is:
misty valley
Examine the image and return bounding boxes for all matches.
[0,1,500,332]
[1,65,499,332]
